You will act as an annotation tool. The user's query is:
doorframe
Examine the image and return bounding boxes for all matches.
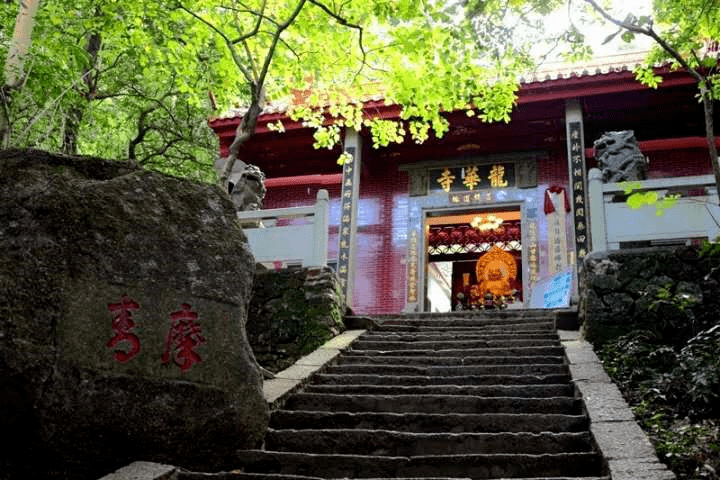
[418,202,527,313]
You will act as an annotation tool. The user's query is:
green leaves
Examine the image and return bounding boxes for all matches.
[633,65,663,89]
[626,190,680,216]
[621,182,680,216]
[1,0,551,177]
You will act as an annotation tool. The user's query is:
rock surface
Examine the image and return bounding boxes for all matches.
[0,149,268,479]
[248,266,345,373]
[579,246,720,346]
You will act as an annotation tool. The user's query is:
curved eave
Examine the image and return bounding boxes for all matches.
[208,66,698,141]
[518,66,696,103]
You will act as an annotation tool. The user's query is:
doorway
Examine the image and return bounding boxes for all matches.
[424,207,523,312]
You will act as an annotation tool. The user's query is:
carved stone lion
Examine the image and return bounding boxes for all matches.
[229,164,267,211]
[593,130,648,183]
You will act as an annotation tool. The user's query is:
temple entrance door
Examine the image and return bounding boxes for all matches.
[424,207,523,312]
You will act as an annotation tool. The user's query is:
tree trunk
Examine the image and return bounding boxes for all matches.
[61,31,101,155]
[219,84,265,187]
[1,0,41,147]
[61,107,83,155]
[4,0,41,87]
[701,85,720,206]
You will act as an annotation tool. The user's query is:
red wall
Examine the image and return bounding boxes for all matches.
[645,149,713,179]
[262,161,409,315]
[262,148,575,314]
[263,143,715,314]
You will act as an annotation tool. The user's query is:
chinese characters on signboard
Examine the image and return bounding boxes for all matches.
[544,187,570,274]
[429,163,515,193]
[449,190,493,205]
[527,221,540,284]
[107,295,206,372]
[406,229,419,303]
[568,122,589,260]
[337,147,355,299]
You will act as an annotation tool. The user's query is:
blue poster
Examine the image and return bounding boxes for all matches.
[542,270,573,308]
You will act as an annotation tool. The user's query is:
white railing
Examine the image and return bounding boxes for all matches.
[235,189,329,268]
[588,168,720,252]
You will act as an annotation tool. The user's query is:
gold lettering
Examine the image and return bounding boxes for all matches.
[488,164,508,187]
[463,165,481,190]
[436,168,456,192]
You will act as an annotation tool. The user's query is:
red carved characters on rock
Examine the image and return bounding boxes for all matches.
[107,294,141,363]
[161,303,206,373]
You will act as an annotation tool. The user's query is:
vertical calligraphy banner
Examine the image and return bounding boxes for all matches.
[337,146,356,302]
[406,229,419,303]
[525,206,540,285]
[568,121,589,261]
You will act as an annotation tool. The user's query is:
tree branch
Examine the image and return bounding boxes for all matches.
[234,0,267,43]
[583,0,705,84]
[256,0,307,88]
[177,3,256,84]
[219,0,309,185]
[309,0,367,69]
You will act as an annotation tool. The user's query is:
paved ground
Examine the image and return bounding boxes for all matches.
[559,330,676,480]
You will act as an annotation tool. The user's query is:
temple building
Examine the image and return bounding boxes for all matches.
[209,51,720,315]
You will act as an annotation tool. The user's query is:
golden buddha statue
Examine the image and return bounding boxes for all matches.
[475,245,517,298]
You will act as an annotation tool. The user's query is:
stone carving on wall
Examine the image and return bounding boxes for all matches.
[230,164,267,211]
[408,169,428,196]
[516,157,538,188]
[593,130,648,183]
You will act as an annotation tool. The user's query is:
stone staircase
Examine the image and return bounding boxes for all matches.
[191,311,611,479]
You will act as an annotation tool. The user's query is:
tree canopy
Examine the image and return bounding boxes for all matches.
[3,0,716,184]
[0,0,552,183]
[574,0,719,201]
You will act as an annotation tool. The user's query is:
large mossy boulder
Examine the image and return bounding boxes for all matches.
[0,149,268,479]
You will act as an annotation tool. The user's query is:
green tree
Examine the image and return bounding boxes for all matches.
[171,0,545,185]
[581,0,720,202]
[1,0,550,182]
[1,0,41,146]
[0,0,233,180]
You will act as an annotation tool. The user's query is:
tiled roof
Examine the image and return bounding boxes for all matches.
[212,50,653,121]
[519,50,651,84]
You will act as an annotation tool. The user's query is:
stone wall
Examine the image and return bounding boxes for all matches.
[579,246,720,346]
[248,266,346,372]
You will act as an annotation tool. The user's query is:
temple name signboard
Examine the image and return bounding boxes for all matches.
[429,163,516,193]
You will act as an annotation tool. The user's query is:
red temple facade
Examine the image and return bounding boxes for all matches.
[209,52,719,315]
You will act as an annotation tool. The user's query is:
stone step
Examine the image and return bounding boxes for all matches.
[374,322,556,333]
[338,354,565,366]
[375,318,556,328]
[312,373,571,386]
[325,363,568,377]
[304,383,574,397]
[326,364,568,377]
[348,346,566,357]
[283,393,581,415]
[178,474,504,480]
[269,410,590,433]
[352,339,561,351]
[177,473,326,480]
[361,332,559,341]
[265,429,595,455]
[231,450,604,479]
[178,473,609,480]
